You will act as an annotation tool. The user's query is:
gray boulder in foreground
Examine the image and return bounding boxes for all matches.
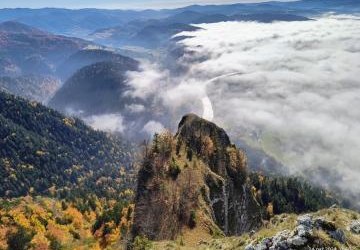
[245,214,348,250]
[350,220,360,234]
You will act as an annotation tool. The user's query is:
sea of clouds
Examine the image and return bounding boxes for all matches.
[125,14,360,206]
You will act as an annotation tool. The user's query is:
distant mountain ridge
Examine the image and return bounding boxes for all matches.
[0,21,94,103]
[0,21,142,105]
[89,11,310,48]
[56,48,137,80]
[0,8,171,36]
[1,0,356,49]
[0,0,358,38]
[0,20,46,34]
[89,20,201,48]
[49,60,139,116]
[0,75,60,103]
[0,21,91,74]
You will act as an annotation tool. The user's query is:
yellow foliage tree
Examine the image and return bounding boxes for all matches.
[12,212,31,229]
[267,202,274,217]
[30,232,50,250]
[0,226,9,250]
[30,214,46,233]
[65,207,84,229]
[46,221,69,243]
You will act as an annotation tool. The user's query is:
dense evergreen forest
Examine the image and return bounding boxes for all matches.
[0,91,136,200]
[249,173,336,218]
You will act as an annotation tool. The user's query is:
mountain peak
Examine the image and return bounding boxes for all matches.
[132,114,261,243]
[176,113,231,161]
[178,113,203,128]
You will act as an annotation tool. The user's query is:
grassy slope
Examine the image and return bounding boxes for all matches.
[152,208,360,249]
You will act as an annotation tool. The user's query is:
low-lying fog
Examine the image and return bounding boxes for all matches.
[120,14,360,207]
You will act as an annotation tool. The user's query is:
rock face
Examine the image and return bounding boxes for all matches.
[245,214,347,250]
[132,114,262,241]
[350,220,360,234]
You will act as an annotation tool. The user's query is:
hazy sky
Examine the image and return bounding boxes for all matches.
[0,0,293,9]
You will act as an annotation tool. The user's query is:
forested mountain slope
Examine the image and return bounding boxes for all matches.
[0,75,60,103]
[49,61,139,116]
[0,91,135,199]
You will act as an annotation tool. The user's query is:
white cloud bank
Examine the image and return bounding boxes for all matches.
[128,14,360,205]
[85,113,125,133]
[142,120,165,136]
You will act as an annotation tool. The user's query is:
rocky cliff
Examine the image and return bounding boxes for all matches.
[132,114,262,242]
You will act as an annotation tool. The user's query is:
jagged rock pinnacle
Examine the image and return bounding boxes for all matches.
[132,114,262,242]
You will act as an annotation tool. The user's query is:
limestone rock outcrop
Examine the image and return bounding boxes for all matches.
[132,114,262,241]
